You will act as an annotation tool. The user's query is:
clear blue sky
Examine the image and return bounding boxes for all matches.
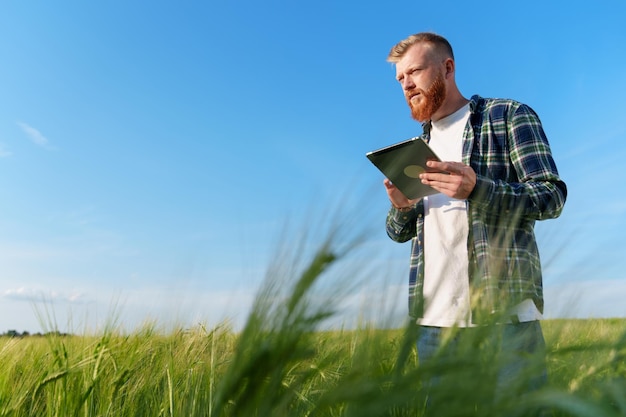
[1,1,625,333]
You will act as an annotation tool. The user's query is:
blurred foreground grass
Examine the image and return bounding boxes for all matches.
[0,319,626,416]
[0,241,624,416]
[0,318,624,416]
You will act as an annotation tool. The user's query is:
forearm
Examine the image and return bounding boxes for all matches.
[469,173,567,221]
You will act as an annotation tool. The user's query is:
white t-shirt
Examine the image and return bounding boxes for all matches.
[420,104,472,327]
[418,104,542,327]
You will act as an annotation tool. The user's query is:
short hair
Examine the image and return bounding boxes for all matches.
[387,32,454,63]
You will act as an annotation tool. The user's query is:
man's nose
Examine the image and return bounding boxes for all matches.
[402,77,415,90]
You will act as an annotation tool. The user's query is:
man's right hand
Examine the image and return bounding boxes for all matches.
[384,178,421,209]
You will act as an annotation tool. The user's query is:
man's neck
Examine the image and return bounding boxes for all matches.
[432,94,469,122]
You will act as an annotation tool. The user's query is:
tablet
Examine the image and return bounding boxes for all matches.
[366,137,443,200]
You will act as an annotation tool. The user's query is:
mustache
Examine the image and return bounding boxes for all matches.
[404,89,424,101]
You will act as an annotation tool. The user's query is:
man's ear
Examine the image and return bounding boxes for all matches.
[444,58,455,78]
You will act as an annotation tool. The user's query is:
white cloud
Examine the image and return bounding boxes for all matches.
[2,287,37,301]
[17,121,55,150]
[2,287,88,304]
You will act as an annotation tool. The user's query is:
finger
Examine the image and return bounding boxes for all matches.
[421,180,458,198]
[421,172,456,183]
[421,178,448,190]
[425,160,448,171]
[427,160,462,175]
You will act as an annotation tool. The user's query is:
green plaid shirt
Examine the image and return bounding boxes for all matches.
[386,95,567,321]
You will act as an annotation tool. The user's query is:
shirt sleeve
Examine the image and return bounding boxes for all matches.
[385,203,421,242]
[468,103,567,221]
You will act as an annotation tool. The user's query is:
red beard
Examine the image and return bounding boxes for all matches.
[406,72,446,122]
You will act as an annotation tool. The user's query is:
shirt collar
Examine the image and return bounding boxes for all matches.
[422,95,482,137]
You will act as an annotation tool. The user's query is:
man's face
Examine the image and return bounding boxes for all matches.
[395,44,446,122]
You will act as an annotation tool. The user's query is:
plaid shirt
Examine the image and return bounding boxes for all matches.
[386,95,567,321]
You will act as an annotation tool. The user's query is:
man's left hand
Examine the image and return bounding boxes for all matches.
[419,160,476,200]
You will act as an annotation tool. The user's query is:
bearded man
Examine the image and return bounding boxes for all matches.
[383,32,567,411]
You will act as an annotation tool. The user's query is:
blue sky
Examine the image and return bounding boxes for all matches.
[1,1,625,333]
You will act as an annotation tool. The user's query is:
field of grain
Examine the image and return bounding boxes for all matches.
[0,244,624,416]
[0,318,624,416]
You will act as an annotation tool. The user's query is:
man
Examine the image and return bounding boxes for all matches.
[384,32,567,407]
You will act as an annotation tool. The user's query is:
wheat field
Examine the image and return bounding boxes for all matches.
[0,242,624,416]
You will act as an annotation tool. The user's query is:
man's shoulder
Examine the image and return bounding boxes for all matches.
[469,95,534,119]
[470,95,525,111]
